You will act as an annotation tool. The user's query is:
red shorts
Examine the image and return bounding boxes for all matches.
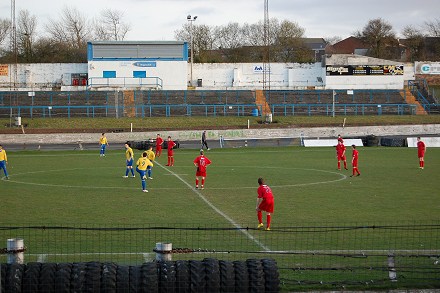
[337,155,346,161]
[258,199,274,213]
[352,160,358,167]
[156,146,162,152]
[168,150,173,156]
[196,170,207,177]
[418,151,425,158]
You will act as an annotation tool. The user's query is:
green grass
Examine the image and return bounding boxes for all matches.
[1,115,440,132]
[1,146,439,290]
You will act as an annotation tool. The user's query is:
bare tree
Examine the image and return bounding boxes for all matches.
[424,18,440,37]
[402,25,424,61]
[16,9,37,61]
[94,9,130,41]
[242,22,264,46]
[0,18,11,49]
[355,18,398,59]
[46,6,92,49]
[273,20,306,62]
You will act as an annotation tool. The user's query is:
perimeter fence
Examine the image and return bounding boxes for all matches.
[1,222,440,291]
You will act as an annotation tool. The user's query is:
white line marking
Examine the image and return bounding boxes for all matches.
[156,161,270,251]
[37,254,48,262]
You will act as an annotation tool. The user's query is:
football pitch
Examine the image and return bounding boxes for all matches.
[1,145,439,289]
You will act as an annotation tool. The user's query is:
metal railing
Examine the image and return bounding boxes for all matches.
[88,77,163,89]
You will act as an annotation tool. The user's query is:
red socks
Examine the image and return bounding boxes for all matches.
[338,161,341,169]
[266,214,271,228]
[257,211,262,223]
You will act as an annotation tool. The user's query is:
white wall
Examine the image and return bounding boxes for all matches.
[192,63,324,90]
[0,63,87,90]
[325,75,405,90]
[88,60,187,90]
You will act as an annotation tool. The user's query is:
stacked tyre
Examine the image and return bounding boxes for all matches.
[0,258,279,292]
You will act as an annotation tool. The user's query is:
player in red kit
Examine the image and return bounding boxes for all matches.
[165,136,176,166]
[193,150,212,189]
[256,178,274,231]
[337,134,344,143]
[350,145,361,177]
[155,134,164,157]
[417,137,426,169]
[335,140,348,170]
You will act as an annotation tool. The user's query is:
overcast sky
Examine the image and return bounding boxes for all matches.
[1,0,439,41]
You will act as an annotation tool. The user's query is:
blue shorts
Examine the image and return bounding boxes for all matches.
[126,158,133,166]
[101,144,106,151]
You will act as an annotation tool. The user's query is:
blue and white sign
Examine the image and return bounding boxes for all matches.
[253,65,271,73]
[416,62,440,75]
[133,61,157,67]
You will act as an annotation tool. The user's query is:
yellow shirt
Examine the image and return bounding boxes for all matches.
[0,149,7,161]
[126,147,134,160]
[136,157,153,171]
[99,136,108,145]
[144,150,156,162]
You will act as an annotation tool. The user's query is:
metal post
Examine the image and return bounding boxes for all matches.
[187,15,197,87]
[7,238,24,264]
[332,90,336,117]
[154,242,172,261]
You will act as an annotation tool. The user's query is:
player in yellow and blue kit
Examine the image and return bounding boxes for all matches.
[99,133,109,157]
[123,143,135,178]
[136,152,153,193]
[143,145,156,179]
[0,145,9,179]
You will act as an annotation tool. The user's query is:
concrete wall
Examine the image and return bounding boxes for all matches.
[0,63,87,90]
[193,63,324,90]
[88,60,187,90]
[0,57,416,91]
[1,124,438,145]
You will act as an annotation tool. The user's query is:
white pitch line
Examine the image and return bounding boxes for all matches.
[156,161,270,252]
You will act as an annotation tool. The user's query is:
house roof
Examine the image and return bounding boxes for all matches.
[327,36,369,54]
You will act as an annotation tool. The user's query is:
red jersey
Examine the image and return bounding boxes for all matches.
[417,141,425,152]
[194,155,211,173]
[156,137,164,148]
[336,143,346,156]
[167,140,176,155]
[257,184,274,213]
[352,149,359,164]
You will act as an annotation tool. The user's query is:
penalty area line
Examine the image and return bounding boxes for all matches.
[156,161,270,252]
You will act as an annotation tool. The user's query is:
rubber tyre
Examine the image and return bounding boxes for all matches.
[141,262,159,293]
[22,262,41,293]
[261,259,280,293]
[55,263,72,293]
[233,261,248,293]
[175,260,190,293]
[101,262,117,293]
[129,265,141,293]
[218,260,234,293]
[158,261,175,293]
[189,260,205,293]
[246,259,264,293]
[85,261,101,293]
[39,263,57,293]
[1,263,7,292]
[116,265,130,293]
[7,263,24,293]
[203,258,220,293]
[71,262,87,293]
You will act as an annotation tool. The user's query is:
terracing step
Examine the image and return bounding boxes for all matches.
[255,90,272,115]
[123,90,136,118]
[401,89,427,115]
